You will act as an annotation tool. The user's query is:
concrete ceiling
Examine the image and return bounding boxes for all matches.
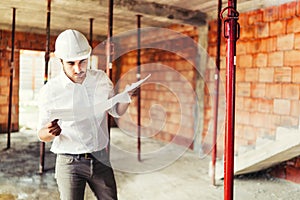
[0,0,296,39]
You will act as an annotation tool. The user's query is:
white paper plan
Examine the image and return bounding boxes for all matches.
[48,74,151,122]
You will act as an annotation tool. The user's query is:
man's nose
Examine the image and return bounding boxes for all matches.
[74,63,81,73]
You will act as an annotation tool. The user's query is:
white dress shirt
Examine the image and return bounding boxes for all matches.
[37,69,120,154]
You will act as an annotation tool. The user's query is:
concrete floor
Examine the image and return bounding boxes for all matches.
[1,128,300,200]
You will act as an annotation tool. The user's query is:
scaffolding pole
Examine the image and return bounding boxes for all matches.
[89,18,94,69]
[106,0,113,79]
[221,0,239,199]
[7,7,16,150]
[136,14,142,162]
[106,0,114,145]
[39,0,51,174]
[89,18,94,46]
[211,0,222,186]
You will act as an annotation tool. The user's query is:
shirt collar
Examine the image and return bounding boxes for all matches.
[60,69,74,88]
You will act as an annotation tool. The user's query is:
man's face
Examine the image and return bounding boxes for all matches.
[62,59,88,84]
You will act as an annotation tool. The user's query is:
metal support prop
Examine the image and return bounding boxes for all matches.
[106,0,114,141]
[106,0,113,79]
[221,0,239,199]
[7,7,16,150]
[39,0,51,174]
[89,18,94,46]
[136,14,142,162]
[89,18,94,69]
[212,0,222,186]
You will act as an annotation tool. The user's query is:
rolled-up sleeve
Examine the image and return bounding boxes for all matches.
[37,85,51,133]
[107,87,122,118]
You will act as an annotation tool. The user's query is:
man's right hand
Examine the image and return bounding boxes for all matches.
[38,119,62,142]
[48,119,62,136]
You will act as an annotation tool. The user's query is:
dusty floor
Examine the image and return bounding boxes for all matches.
[1,128,300,200]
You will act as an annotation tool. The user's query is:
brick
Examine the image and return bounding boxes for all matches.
[297,0,300,16]
[247,39,268,54]
[244,97,257,112]
[291,100,300,117]
[244,126,258,143]
[257,127,275,138]
[282,84,300,100]
[263,6,279,22]
[295,33,300,50]
[236,82,251,97]
[277,34,294,51]
[0,95,7,105]
[259,68,274,82]
[250,112,269,128]
[284,50,300,66]
[238,13,248,27]
[257,99,273,113]
[251,83,266,98]
[164,123,180,134]
[273,99,290,115]
[269,20,286,36]
[274,67,292,82]
[236,68,245,82]
[262,37,276,52]
[268,52,284,67]
[235,97,244,110]
[248,10,263,25]
[278,2,296,20]
[240,25,255,39]
[208,29,217,44]
[237,55,253,68]
[208,45,216,57]
[208,20,218,33]
[287,17,300,33]
[255,23,269,38]
[292,67,300,83]
[266,83,282,99]
[236,41,247,55]
[0,76,8,86]
[253,53,267,67]
[280,115,299,127]
[245,68,258,82]
[0,87,9,96]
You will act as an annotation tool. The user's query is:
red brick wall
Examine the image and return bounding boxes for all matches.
[0,30,102,133]
[207,1,300,181]
[0,30,56,133]
[113,25,199,148]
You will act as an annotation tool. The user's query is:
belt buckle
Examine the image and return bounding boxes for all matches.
[84,153,92,160]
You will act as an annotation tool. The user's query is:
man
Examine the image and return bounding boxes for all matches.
[37,29,130,200]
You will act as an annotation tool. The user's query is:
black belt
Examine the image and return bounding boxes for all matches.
[60,149,107,160]
[61,153,94,160]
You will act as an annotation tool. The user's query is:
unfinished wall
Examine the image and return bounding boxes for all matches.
[114,25,199,148]
[0,30,57,133]
[207,1,300,181]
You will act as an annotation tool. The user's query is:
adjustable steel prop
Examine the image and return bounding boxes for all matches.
[220,0,240,199]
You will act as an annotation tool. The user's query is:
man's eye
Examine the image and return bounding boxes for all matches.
[80,60,87,64]
[67,62,75,65]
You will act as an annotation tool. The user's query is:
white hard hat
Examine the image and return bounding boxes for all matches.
[54,29,92,61]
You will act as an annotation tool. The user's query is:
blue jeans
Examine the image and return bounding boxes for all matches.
[55,150,118,200]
